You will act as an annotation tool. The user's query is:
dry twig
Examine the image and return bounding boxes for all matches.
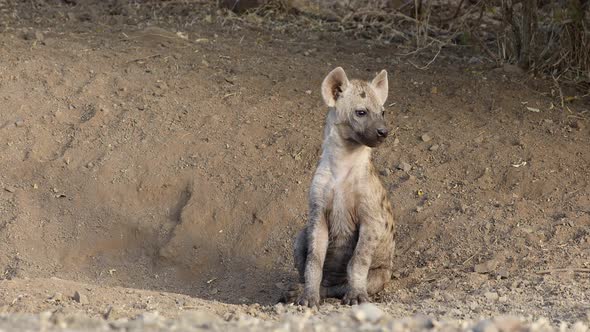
[536,268,590,275]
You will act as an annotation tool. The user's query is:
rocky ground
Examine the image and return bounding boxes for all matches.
[0,0,589,331]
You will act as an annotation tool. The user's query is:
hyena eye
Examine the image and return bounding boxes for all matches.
[355,110,367,117]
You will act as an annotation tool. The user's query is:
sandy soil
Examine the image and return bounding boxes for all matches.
[0,0,589,330]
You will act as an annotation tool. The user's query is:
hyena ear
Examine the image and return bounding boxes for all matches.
[370,69,388,105]
[321,67,350,107]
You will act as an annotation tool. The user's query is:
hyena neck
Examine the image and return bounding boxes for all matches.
[322,113,372,182]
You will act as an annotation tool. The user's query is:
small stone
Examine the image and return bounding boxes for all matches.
[209,288,218,295]
[543,119,553,124]
[4,186,15,193]
[380,168,391,177]
[475,259,498,274]
[397,162,411,173]
[109,318,129,329]
[497,268,509,279]
[407,315,435,329]
[429,144,439,151]
[393,138,400,146]
[14,119,24,127]
[430,86,438,94]
[421,133,432,142]
[23,30,44,41]
[473,319,499,332]
[502,64,524,75]
[492,316,524,331]
[273,303,286,315]
[39,310,52,324]
[351,303,384,323]
[73,291,89,304]
[305,90,312,95]
[459,202,468,213]
[484,291,499,301]
[572,322,589,332]
[139,311,162,326]
[180,310,220,327]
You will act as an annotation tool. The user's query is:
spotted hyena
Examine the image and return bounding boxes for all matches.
[284,67,396,307]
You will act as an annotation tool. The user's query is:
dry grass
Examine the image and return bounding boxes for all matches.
[499,0,589,91]
[216,0,589,95]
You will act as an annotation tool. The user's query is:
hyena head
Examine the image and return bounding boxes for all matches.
[321,67,389,148]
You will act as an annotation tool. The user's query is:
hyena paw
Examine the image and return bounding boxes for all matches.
[277,283,303,304]
[297,290,321,308]
[342,288,370,305]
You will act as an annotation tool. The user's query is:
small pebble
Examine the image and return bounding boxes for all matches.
[484,291,499,301]
[23,30,44,41]
[473,319,499,332]
[73,291,89,305]
[421,133,432,142]
[351,303,384,323]
[397,162,411,173]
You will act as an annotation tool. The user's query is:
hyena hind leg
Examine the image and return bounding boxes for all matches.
[278,231,308,304]
[321,268,391,299]
[293,230,307,283]
[278,283,303,303]
[366,267,391,295]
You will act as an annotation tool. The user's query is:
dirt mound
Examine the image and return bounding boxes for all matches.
[0,0,589,327]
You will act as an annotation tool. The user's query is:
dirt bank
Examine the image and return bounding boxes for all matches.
[0,0,589,330]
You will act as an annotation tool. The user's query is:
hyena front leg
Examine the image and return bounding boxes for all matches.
[342,222,381,305]
[298,210,328,308]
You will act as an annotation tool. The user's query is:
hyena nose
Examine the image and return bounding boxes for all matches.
[377,128,389,138]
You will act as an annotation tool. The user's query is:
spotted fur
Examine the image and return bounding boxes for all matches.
[288,67,396,307]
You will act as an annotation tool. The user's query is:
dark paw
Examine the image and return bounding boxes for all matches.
[277,283,303,304]
[297,291,321,308]
[342,289,370,305]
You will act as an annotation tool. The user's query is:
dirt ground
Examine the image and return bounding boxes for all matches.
[0,0,589,330]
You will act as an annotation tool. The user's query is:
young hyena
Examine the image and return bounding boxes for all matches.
[285,67,396,307]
